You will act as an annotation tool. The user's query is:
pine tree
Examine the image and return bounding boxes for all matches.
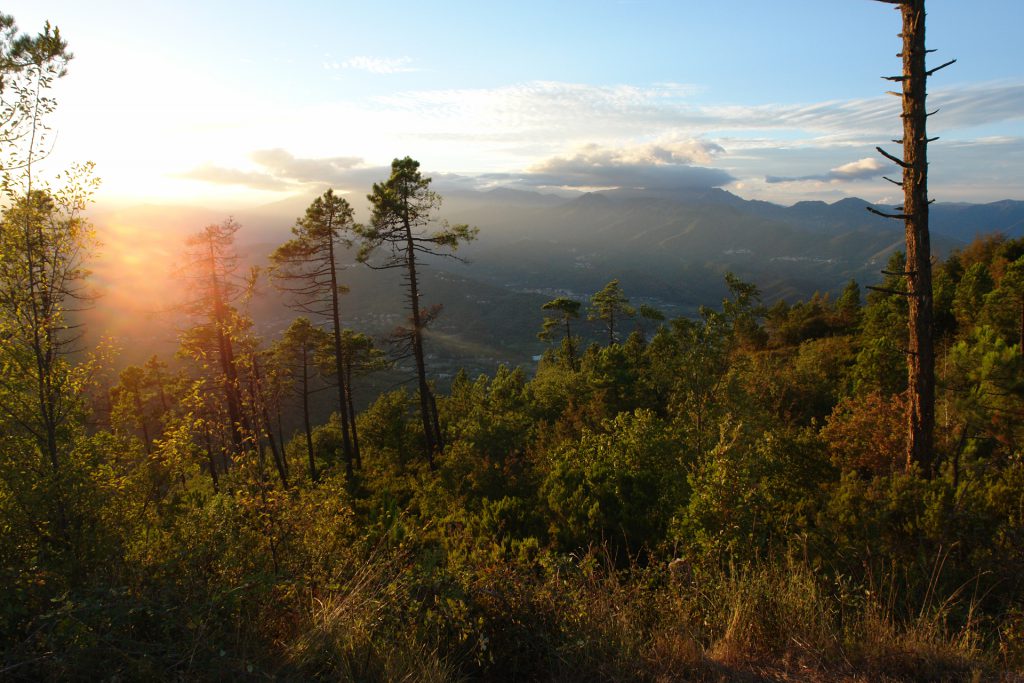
[269,189,360,476]
[359,157,477,468]
[589,279,634,345]
[539,297,582,369]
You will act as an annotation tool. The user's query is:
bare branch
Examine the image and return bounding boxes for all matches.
[926,58,956,77]
[866,206,909,220]
[876,146,909,168]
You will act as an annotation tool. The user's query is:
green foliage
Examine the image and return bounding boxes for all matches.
[953,262,995,331]
[440,366,534,502]
[357,388,419,474]
[587,279,635,345]
[945,325,1024,452]
[541,409,684,558]
[538,296,581,368]
[678,423,830,563]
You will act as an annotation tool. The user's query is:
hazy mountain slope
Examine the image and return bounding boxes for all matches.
[83,188,1024,374]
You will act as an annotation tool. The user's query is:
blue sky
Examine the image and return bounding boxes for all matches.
[9,0,1024,206]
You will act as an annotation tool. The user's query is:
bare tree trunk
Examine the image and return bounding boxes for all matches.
[901,0,934,473]
[875,0,953,475]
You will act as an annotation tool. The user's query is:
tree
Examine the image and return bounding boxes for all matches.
[538,296,581,369]
[982,256,1024,353]
[0,15,101,566]
[269,189,359,476]
[834,279,863,331]
[952,262,994,331]
[721,271,766,349]
[273,317,331,482]
[359,157,477,467]
[0,15,70,173]
[109,365,156,454]
[588,279,634,345]
[636,303,666,339]
[236,334,290,488]
[0,183,95,554]
[872,0,954,473]
[332,329,388,466]
[179,219,249,463]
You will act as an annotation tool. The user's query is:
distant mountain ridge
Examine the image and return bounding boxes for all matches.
[83,187,1024,370]
[433,187,1024,309]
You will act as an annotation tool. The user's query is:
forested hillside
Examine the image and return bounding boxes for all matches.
[3,8,1024,683]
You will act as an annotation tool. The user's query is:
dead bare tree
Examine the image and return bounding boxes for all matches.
[870,0,954,474]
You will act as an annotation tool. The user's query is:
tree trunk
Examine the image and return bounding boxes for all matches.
[301,345,317,483]
[344,361,362,470]
[326,232,355,478]
[251,354,288,488]
[403,215,441,468]
[204,425,220,493]
[899,0,935,474]
[208,239,246,461]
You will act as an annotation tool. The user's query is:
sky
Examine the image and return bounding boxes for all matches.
[7,0,1024,208]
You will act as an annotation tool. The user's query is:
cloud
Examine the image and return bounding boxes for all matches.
[765,156,887,184]
[181,140,733,196]
[479,141,733,191]
[180,150,387,192]
[248,149,366,184]
[829,157,887,180]
[364,80,1024,152]
[175,79,1024,204]
[323,56,417,74]
[538,140,725,167]
[179,163,292,191]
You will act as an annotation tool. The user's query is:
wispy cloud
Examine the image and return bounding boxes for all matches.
[362,80,1024,148]
[323,56,418,74]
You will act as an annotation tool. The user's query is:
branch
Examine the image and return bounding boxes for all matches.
[876,146,909,168]
[926,59,957,77]
[883,176,903,187]
[866,206,909,220]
